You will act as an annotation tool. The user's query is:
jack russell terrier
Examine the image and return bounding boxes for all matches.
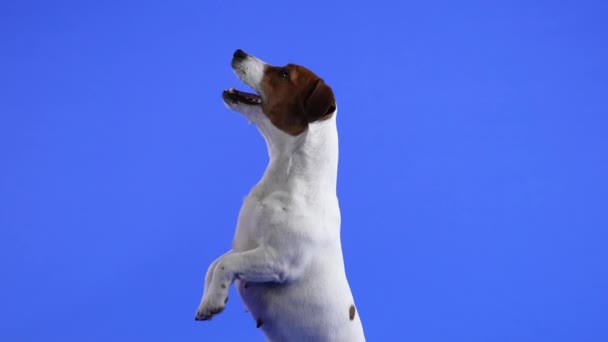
[195,49,366,342]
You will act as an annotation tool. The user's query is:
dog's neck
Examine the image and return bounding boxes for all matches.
[255,111,339,196]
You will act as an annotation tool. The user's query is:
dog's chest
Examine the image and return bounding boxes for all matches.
[233,193,279,247]
[232,182,338,252]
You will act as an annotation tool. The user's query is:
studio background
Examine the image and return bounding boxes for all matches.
[1,1,607,341]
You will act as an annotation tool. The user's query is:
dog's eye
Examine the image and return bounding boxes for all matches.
[279,69,289,79]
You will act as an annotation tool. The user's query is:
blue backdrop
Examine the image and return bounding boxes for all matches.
[1,1,607,341]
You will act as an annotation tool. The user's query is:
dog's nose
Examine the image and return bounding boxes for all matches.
[233,49,247,59]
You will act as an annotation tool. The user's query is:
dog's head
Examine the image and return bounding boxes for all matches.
[222,49,336,138]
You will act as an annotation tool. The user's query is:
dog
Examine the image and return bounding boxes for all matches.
[195,49,366,342]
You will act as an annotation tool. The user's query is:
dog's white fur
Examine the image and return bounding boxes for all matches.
[196,52,365,342]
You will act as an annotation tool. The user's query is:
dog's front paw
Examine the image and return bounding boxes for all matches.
[195,290,229,321]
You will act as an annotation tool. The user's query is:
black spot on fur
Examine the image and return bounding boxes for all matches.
[349,305,356,321]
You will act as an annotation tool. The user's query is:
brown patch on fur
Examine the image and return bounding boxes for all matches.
[349,304,356,321]
[256,318,263,328]
[260,64,336,135]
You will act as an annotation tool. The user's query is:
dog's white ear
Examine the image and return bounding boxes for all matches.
[303,79,336,122]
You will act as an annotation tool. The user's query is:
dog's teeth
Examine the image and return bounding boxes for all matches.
[228,88,235,93]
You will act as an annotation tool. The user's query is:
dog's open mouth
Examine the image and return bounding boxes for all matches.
[223,87,262,105]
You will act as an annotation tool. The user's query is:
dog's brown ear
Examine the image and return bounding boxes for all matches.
[303,79,336,122]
